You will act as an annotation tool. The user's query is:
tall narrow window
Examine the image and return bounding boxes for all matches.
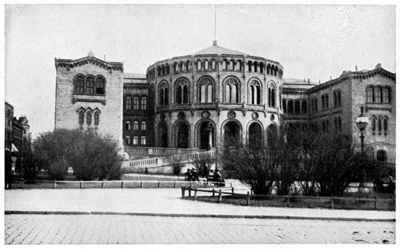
[86,76,95,95]
[207,84,212,103]
[74,75,85,94]
[86,110,92,126]
[133,136,138,145]
[78,109,85,126]
[183,85,188,104]
[95,76,105,95]
[141,121,146,130]
[295,100,300,114]
[94,111,100,126]
[282,99,287,113]
[141,96,147,110]
[133,96,139,110]
[176,85,182,104]
[225,77,240,103]
[383,117,388,136]
[371,116,376,135]
[301,100,307,114]
[375,86,382,103]
[141,136,146,146]
[382,87,389,104]
[378,117,382,135]
[199,77,214,104]
[268,84,276,107]
[126,96,132,111]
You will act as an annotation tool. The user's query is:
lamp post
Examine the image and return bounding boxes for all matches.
[355,107,369,154]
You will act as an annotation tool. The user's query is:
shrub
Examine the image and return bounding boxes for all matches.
[33,129,122,180]
[48,159,69,180]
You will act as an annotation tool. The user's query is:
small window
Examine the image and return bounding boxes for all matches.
[141,136,146,146]
[141,121,146,130]
[78,110,85,126]
[133,136,138,145]
[125,121,131,130]
[125,136,131,145]
[133,121,139,130]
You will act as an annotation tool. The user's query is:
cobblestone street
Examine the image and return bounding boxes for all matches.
[5,214,395,244]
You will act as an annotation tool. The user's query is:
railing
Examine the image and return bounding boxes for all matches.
[122,149,216,170]
[10,180,216,189]
[181,186,396,211]
[125,147,204,157]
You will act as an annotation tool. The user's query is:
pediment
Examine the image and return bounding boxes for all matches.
[55,55,123,72]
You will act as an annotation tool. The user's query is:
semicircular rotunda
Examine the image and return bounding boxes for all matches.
[146,41,284,149]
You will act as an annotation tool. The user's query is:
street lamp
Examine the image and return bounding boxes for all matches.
[355,107,369,154]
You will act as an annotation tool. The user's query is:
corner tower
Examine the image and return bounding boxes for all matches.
[54,52,124,149]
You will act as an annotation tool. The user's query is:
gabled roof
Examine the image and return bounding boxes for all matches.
[55,52,123,72]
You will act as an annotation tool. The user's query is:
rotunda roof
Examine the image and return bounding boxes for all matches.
[193,40,245,56]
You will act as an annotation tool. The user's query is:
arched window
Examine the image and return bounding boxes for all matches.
[141,121,146,130]
[198,77,214,103]
[237,60,242,72]
[78,109,85,126]
[94,110,100,126]
[74,74,85,94]
[248,80,261,105]
[211,59,216,70]
[247,61,252,72]
[268,83,276,107]
[158,82,169,105]
[197,60,202,71]
[204,60,209,70]
[86,110,92,126]
[186,61,190,72]
[224,77,240,103]
[254,62,258,73]
[141,96,147,110]
[95,76,106,95]
[175,78,190,104]
[85,76,95,95]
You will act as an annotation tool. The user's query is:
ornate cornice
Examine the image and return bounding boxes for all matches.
[55,56,123,72]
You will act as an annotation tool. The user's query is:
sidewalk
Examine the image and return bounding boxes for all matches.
[5,188,395,221]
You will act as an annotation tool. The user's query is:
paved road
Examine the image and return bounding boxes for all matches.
[5,214,395,244]
[5,189,395,220]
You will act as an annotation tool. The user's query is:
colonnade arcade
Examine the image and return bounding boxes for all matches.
[155,111,278,150]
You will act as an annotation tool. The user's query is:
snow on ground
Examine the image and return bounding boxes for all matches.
[5,188,395,220]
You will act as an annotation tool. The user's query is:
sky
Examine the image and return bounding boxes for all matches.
[5,4,396,138]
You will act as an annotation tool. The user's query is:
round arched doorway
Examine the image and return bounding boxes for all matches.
[267,124,278,148]
[224,121,241,146]
[176,121,190,148]
[158,121,168,147]
[248,122,263,149]
[198,121,215,150]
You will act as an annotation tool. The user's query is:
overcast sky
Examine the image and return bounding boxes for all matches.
[5,4,395,137]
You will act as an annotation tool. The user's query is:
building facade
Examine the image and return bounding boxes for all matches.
[54,42,396,164]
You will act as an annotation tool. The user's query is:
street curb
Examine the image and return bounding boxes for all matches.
[4,210,395,222]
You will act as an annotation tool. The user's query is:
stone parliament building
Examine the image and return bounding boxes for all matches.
[55,41,396,165]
